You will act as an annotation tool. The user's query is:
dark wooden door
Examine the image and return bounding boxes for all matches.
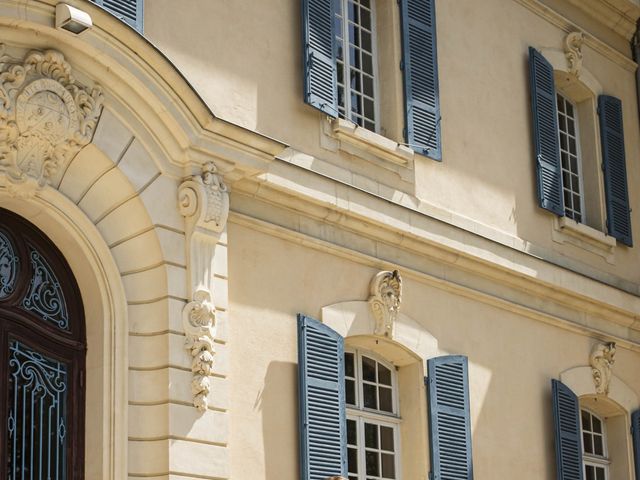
[0,208,85,480]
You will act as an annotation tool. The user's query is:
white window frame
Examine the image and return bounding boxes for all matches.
[556,92,586,223]
[336,0,381,132]
[581,408,610,480]
[345,348,401,480]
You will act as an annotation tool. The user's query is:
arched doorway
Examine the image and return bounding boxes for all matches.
[0,208,85,479]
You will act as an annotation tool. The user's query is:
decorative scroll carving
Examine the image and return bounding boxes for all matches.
[564,32,584,77]
[178,162,229,412]
[0,46,103,197]
[368,270,402,338]
[590,342,616,395]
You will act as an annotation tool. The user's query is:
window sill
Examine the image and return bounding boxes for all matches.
[321,118,414,179]
[552,216,616,264]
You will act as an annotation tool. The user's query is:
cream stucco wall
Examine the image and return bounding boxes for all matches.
[228,221,640,480]
[145,0,640,287]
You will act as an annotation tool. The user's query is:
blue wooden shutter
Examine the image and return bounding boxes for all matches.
[427,355,473,480]
[400,0,442,160]
[551,379,584,480]
[599,95,633,246]
[529,47,564,216]
[301,0,338,116]
[92,0,143,32]
[632,410,640,480]
[297,314,346,480]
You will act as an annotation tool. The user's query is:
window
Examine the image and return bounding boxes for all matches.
[581,409,609,480]
[345,350,399,480]
[0,209,86,479]
[556,93,584,223]
[336,0,379,131]
[302,0,442,159]
[529,47,632,246]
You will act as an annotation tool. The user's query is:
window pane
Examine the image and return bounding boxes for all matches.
[362,356,376,382]
[595,467,606,480]
[566,102,574,116]
[363,383,377,409]
[360,8,371,31]
[585,465,595,480]
[583,432,592,454]
[345,352,355,377]
[365,422,378,448]
[378,364,391,386]
[381,453,395,478]
[347,419,357,445]
[557,95,565,113]
[346,379,356,405]
[593,435,603,456]
[592,415,602,434]
[348,447,358,473]
[380,426,394,451]
[559,114,566,132]
[379,386,393,413]
[366,451,379,476]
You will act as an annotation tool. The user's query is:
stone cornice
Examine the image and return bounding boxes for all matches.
[566,0,640,41]
[230,158,640,346]
[513,0,638,72]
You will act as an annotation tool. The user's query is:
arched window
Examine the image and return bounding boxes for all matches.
[344,348,399,480]
[0,208,85,479]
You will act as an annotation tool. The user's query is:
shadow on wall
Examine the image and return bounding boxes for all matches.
[257,360,299,479]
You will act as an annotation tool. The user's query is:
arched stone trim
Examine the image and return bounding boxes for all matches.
[0,186,128,479]
[539,48,603,98]
[560,366,640,414]
[321,300,438,366]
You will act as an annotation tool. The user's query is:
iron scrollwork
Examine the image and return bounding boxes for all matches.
[0,230,18,298]
[7,340,68,479]
[22,249,69,330]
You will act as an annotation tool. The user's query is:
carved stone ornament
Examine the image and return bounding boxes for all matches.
[369,270,402,338]
[0,45,103,197]
[564,31,584,77]
[590,341,616,395]
[178,162,229,412]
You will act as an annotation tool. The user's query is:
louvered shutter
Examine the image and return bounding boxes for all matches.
[599,95,633,246]
[400,0,441,160]
[297,314,346,480]
[91,0,143,32]
[301,0,338,117]
[529,47,564,216]
[427,355,473,480]
[632,410,640,480]
[551,380,583,480]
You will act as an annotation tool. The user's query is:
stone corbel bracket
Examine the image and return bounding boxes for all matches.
[0,45,103,197]
[564,31,585,78]
[589,341,616,396]
[368,270,402,338]
[178,162,229,412]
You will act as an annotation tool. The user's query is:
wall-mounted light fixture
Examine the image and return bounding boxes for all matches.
[55,3,92,34]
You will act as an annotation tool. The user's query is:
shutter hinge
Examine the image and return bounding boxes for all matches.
[424,376,429,386]
[429,471,435,480]
[403,127,408,140]
[400,60,404,71]
[601,162,605,172]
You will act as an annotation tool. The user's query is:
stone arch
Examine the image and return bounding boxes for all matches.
[0,186,129,479]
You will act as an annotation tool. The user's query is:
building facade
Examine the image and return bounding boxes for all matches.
[0,0,639,479]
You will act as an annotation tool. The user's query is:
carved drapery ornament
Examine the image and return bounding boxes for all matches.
[564,32,584,77]
[369,270,402,338]
[590,341,616,395]
[178,162,229,412]
[0,46,103,197]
